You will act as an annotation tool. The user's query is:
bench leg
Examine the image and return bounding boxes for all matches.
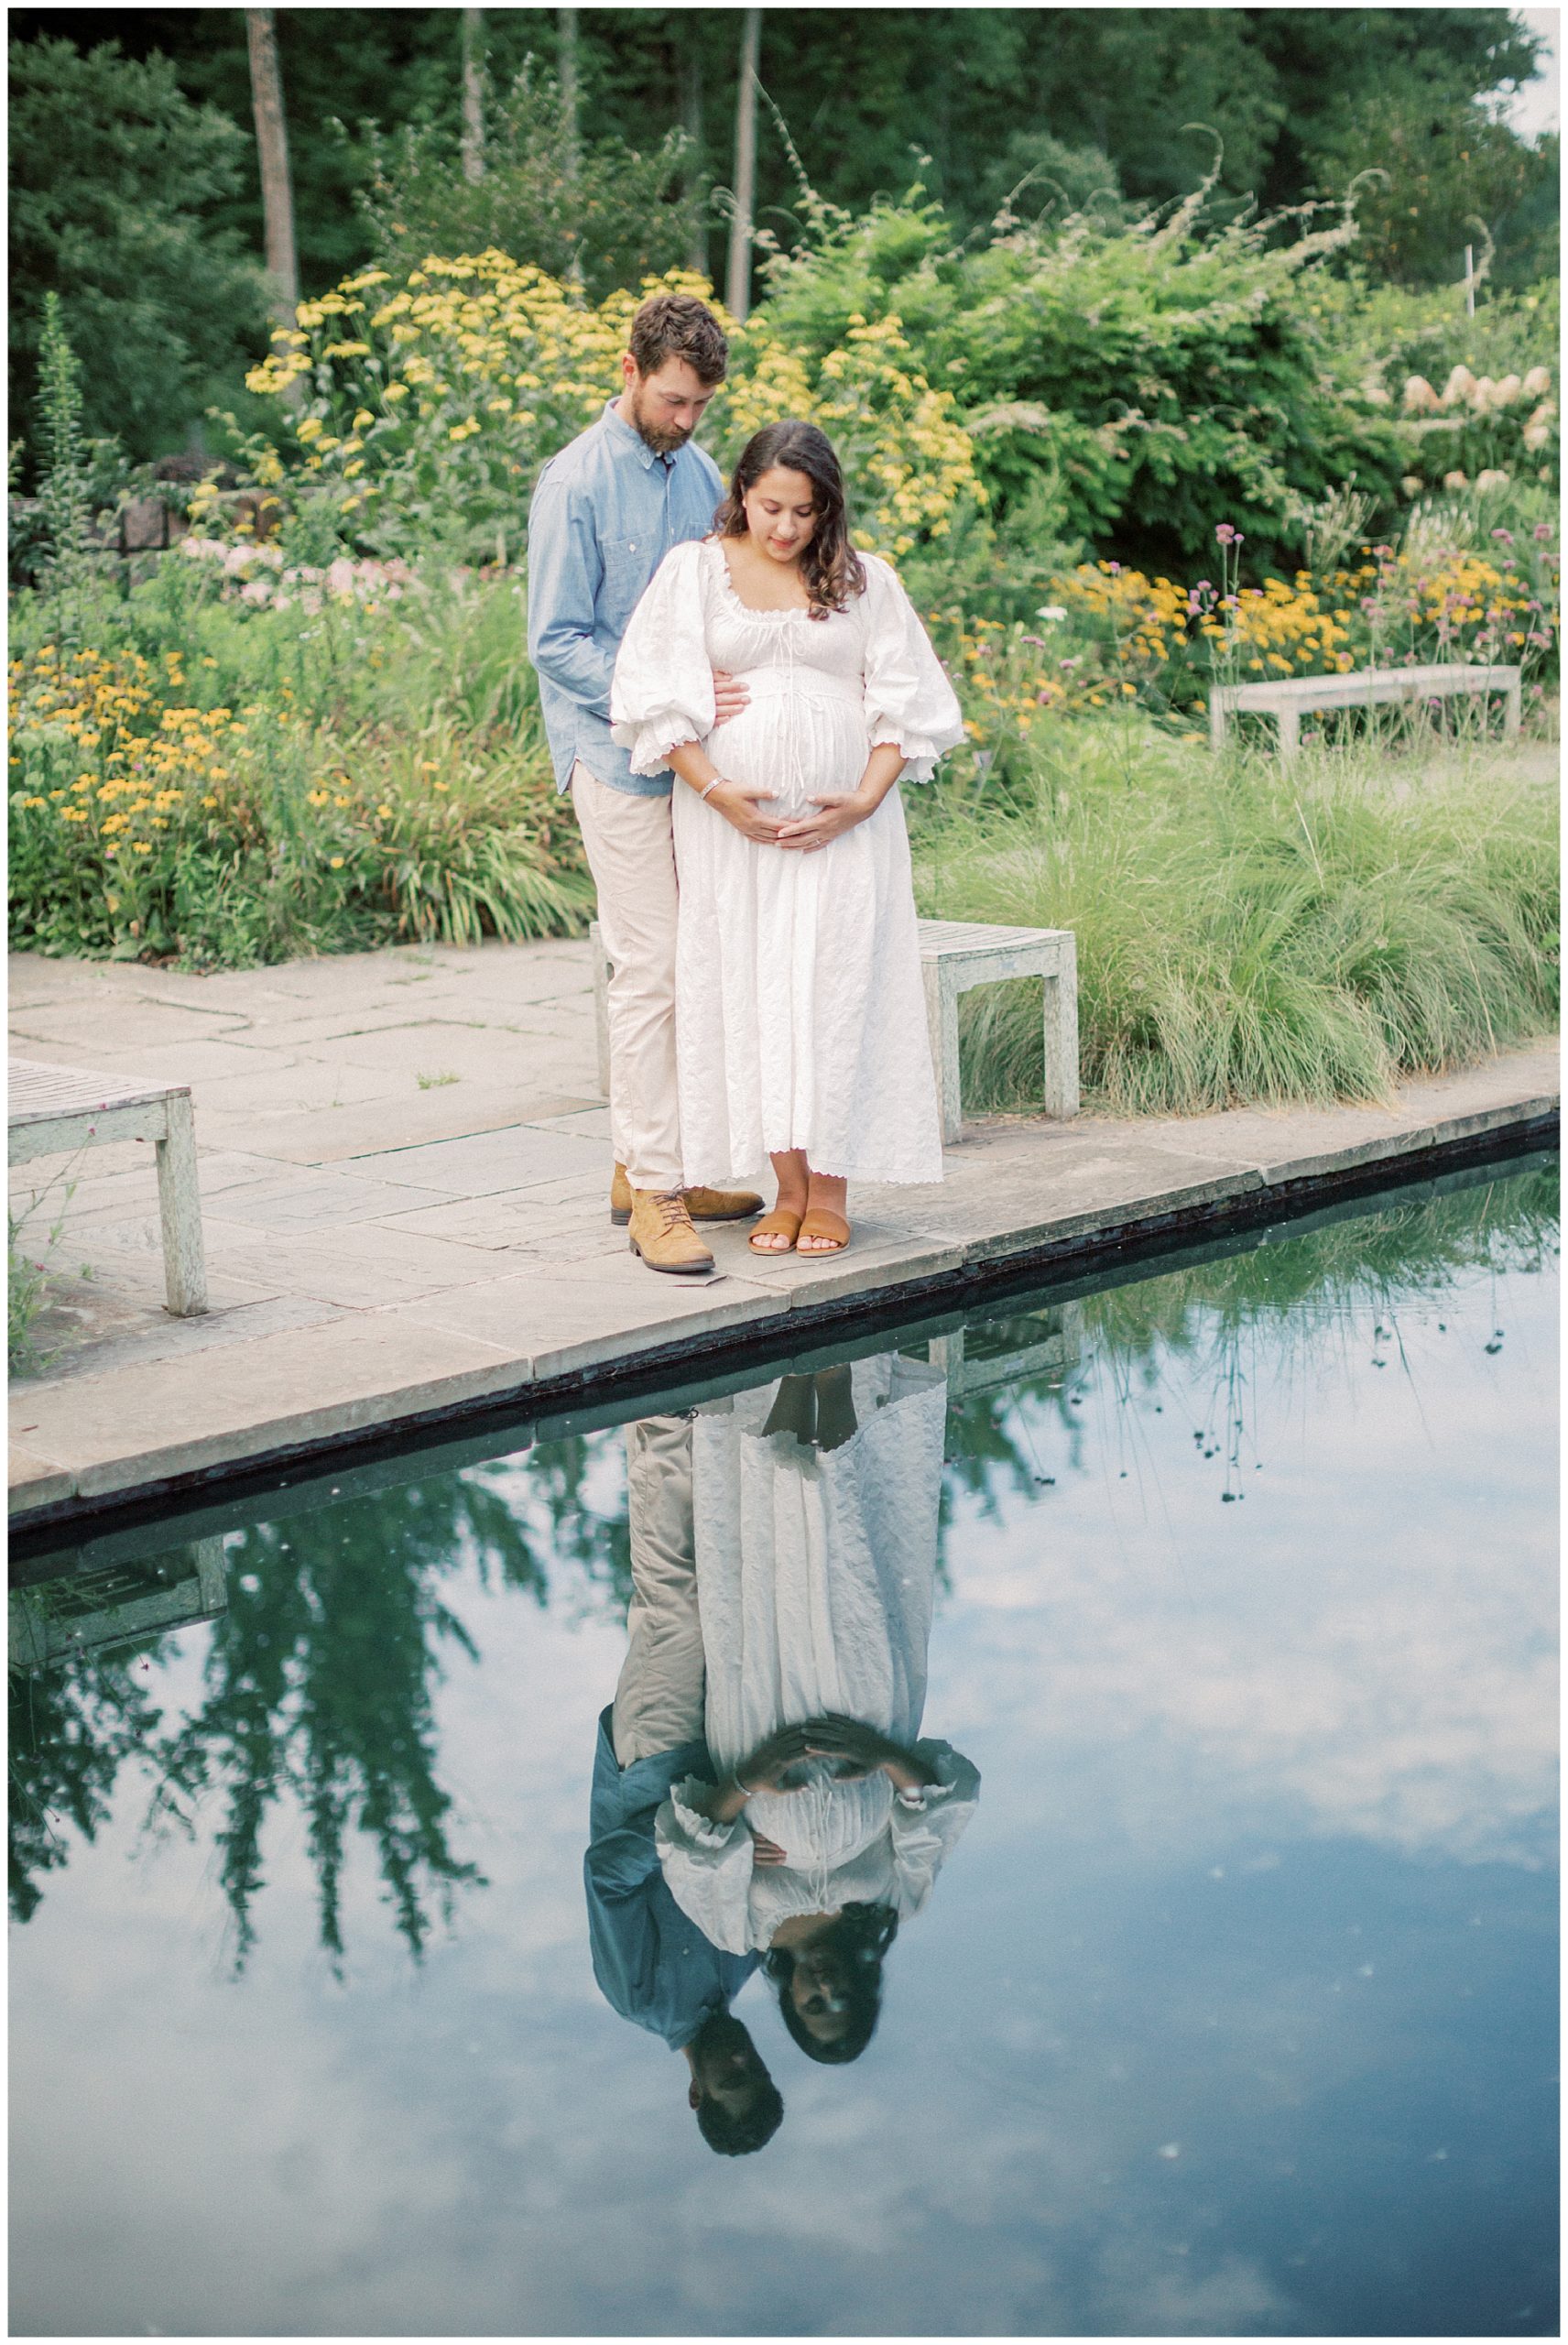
[1276,704,1301,764]
[923,960,963,1145]
[589,920,612,1100]
[1041,940,1081,1119]
[1502,678,1521,740]
[154,1094,209,1316]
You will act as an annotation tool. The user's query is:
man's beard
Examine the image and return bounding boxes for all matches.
[627,387,691,454]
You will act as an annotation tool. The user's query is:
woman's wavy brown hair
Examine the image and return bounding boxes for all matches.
[713,420,866,620]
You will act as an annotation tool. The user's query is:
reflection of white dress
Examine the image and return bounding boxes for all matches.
[609,540,965,1187]
[654,1355,980,1955]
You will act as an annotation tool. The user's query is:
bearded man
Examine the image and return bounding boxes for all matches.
[528,292,762,1274]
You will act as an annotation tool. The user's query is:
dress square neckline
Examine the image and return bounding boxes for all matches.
[710,538,820,622]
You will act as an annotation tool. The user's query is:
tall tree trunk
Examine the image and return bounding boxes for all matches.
[558,5,582,283]
[681,19,708,278]
[725,8,760,322]
[245,9,298,322]
[245,9,300,413]
[461,8,485,185]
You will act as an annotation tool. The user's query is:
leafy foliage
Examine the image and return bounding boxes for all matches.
[7,36,269,470]
[8,566,592,966]
[241,252,981,566]
[357,59,703,303]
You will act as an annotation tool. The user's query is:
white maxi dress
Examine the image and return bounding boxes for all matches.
[653,1354,981,1957]
[609,539,965,1188]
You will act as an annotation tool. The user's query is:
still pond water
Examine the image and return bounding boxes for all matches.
[9,1155,1559,2339]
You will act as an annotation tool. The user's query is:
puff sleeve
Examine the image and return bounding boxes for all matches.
[609,539,716,776]
[885,1740,981,1918]
[860,553,966,784]
[655,1775,758,1955]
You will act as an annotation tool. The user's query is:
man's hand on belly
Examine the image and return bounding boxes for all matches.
[713,670,751,726]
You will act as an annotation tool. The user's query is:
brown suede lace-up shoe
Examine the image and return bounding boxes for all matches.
[626,1188,716,1276]
[609,1162,763,1227]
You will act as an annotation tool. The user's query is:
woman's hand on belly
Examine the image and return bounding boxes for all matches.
[776,740,906,853]
[708,777,785,843]
[775,785,877,853]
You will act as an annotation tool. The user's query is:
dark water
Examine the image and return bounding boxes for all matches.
[9,1156,1559,2340]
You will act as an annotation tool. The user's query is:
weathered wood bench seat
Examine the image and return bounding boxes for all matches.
[589,915,1080,1148]
[1210,662,1522,760]
[8,1059,209,1315]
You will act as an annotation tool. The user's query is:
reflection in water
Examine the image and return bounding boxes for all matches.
[6,1156,1558,2338]
[656,1358,977,2066]
[587,1359,978,2152]
[586,1415,780,2157]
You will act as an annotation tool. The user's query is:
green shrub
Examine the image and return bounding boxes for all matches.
[8,36,269,471]
[915,718,1560,1117]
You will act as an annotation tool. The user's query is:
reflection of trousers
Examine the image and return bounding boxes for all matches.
[612,1415,703,1765]
[570,761,682,1193]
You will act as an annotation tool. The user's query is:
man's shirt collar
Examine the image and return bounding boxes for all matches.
[602,398,670,472]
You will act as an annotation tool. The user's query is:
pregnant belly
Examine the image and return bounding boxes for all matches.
[710,688,869,816]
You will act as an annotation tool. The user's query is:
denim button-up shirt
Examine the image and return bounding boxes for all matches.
[583,1707,758,2051]
[528,401,724,797]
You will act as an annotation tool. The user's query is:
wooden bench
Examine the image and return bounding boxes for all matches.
[8,1060,209,1315]
[1210,662,1522,761]
[588,915,1080,1146]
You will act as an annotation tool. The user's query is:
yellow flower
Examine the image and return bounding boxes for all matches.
[329,855,345,868]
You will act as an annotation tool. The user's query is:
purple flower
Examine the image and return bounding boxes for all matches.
[1532,522,1554,542]
[1215,523,1237,545]
[1196,580,1213,593]
[1491,528,1515,545]
[1108,561,1121,574]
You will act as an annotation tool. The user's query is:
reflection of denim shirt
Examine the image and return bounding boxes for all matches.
[584,1707,757,2050]
[528,402,724,798]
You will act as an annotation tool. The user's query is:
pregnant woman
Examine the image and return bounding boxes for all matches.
[609,420,965,1256]
[652,1353,980,2064]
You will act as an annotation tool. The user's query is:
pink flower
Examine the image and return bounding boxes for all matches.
[1215,523,1237,545]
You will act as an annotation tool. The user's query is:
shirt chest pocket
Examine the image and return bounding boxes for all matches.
[599,533,654,628]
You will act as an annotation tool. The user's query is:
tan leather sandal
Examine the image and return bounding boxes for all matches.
[748,1208,804,1254]
[795,1208,851,1254]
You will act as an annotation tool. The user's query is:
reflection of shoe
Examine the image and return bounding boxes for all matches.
[626,1189,715,1275]
[609,1162,763,1226]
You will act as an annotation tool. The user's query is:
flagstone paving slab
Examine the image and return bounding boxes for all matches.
[6,937,1556,1522]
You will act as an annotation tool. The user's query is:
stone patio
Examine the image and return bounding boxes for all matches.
[7,938,1558,1522]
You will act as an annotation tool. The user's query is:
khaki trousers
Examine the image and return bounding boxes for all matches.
[612,1414,704,1766]
[571,761,682,1192]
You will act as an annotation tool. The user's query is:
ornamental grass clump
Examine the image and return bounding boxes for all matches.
[917,718,1558,1118]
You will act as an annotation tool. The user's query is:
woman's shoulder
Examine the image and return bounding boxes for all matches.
[853,548,910,608]
[654,534,717,581]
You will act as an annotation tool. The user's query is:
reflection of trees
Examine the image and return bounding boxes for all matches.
[148,1468,562,1972]
[9,1646,161,1924]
